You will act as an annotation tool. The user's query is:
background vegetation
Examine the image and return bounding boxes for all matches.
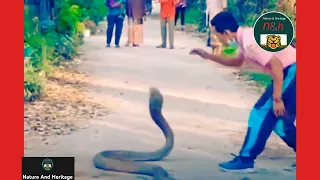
[184,0,296,87]
[24,0,107,102]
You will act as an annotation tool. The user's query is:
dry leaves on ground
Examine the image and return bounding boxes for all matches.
[24,62,109,145]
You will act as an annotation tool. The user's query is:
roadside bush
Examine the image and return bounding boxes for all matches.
[230,0,277,26]
[242,71,272,87]
[70,0,108,24]
[24,0,107,102]
[185,0,206,31]
[56,4,82,35]
[24,61,44,102]
[276,0,296,44]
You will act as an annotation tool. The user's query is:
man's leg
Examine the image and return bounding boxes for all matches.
[207,28,211,47]
[272,64,296,169]
[273,64,297,152]
[106,15,116,46]
[157,18,167,48]
[273,115,296,168]
[114,16,124,47]
[167,17,175,49]
[219,63,296,170]
[273,118,296,151]
[140,22,144,44]
[133,19,143,46]
[126,18,134,46]
[175,7,180,26]
[180,7,186,26]
[207,15,211,47]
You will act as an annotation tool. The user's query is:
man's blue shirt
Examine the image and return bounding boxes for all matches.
[108,0,126,16]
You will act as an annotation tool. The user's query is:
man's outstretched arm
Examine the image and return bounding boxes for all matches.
[190,49,245,67]
[206,53,245,67]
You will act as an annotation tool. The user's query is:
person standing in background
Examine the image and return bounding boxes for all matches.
[175,0,187,27]
[206,0,227,54]
[157,0,180,49]
[105,0,126,48]
[146,0,153,14]
[125,0,147,47]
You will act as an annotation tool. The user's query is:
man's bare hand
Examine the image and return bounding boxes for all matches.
[174,0,181,5]
[190,49,210,59]
[111,3,122,7]
[273,101,286,117]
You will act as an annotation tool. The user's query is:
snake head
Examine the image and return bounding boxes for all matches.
[149,87,163,111]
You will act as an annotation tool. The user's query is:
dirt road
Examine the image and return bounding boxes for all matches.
[25,5,296,180]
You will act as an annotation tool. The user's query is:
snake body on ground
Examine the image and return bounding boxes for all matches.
[93,87,175,180]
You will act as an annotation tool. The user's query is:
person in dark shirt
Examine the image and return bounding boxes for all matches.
[106,0,126,48]
[175,0,187,26]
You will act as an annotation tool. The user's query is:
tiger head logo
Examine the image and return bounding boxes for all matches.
[266,35,281,49]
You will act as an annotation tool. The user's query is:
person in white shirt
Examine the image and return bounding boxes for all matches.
[206,0,227,54]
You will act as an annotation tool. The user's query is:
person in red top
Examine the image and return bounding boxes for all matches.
[156,0,180,49]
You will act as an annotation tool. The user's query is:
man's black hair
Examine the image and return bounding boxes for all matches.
[210,12,239,33]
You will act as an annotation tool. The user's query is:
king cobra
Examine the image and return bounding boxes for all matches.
[93,87,175,180]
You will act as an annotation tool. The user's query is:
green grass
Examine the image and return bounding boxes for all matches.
[184,7,207,31]
[241,71,272,87]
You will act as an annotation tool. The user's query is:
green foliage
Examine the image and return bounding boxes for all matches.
[24,0,107,102]
[56,3,82,34]
[185,0,206,31]
[185,7,203,25]
[276,0,296,40]
[55,0,107,34]
[67,0,107,24]
[24,61,43,102]
[230,0,277,26]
